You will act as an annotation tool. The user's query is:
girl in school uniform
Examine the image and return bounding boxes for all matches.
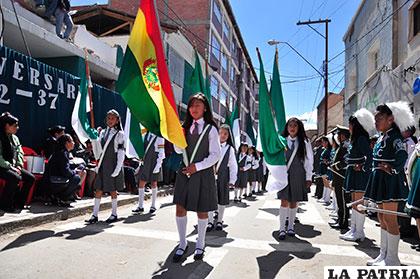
[256,151,264,194]
[86,110,125,224]
[340,108,375,242]
[172,93,221,262]
[248,146,260,197]
[132,132,165,214]
[234,143,252,202]
[364,102,414,266]
[278,117,313,240]
[319,135,333,204]
[207,124,238,231]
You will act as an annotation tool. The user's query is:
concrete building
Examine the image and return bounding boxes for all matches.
[343,0,420,130]
[106,0,259,135]
[317,91,344,136]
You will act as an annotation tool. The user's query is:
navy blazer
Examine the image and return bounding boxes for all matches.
[47,149,76,179]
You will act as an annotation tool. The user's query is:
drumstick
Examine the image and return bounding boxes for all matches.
[357,204,410,218]
[346,198,364,208]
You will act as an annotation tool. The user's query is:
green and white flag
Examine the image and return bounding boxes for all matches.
[270,49,286,133]
[228,102,241,150]
[124,108,145,159]
[246,113,256,146]
[71,58,98,145]
[257,48,288,192]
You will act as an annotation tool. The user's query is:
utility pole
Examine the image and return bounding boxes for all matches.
[297,19,331,135]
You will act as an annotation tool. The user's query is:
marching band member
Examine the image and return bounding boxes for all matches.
[364,102,414,266]
[340,108,375,242]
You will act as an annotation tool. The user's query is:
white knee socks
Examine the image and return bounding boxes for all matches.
[234,188,239,198]
[111,198,118,216]
[208,211,214,224]
[196,218,207,250]
[279,206,289,232]
[176,216,188,252]
[218,205,225,223]
[138,188,145,209]
[288,207,297,230]
[151,188,157,208]
[92,198,101,217]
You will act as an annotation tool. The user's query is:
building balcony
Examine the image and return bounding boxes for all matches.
[2,1,120,83]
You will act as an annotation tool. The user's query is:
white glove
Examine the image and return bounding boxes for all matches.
[111,169,121,177]
[111,149,125,177]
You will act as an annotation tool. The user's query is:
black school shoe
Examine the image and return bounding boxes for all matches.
[278,230,286,240]
[149,207,156,214]
[85,215,98,224]
[215,222,223,231]
[193,248,205,261]
[172,245,188,263]
[206,223,214,232]
[105,214,118,223]
[132,207,144,213]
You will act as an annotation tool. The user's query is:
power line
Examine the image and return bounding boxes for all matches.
[328,0,410,63]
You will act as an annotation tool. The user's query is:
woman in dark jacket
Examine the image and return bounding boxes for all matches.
[46,134,83,205]
[0,112,35,212]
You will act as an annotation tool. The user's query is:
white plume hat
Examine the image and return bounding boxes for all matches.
[326,133,334,146]
[353,108,376,137]
[386,101,415,132]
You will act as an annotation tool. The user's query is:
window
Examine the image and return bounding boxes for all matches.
[210,76,219,98]
[213,0,222,23]
[211,34,221,60]
[221,53,228,72]
[223,20,230,39]
[230,66,236,84]
[231,40,236,55]
[167,47,184,87]
[414,4,420,37]
[220,87,227,107]
[368,41,380,76]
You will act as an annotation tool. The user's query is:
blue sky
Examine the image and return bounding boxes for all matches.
[229,0,360,129]
[72,0,360,129]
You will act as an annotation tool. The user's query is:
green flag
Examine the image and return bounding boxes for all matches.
[124,108,145,159]
[270,49,286,132]
[71,57,98,144]
[246,113,256,146]
[190,49,212,105]
[257,48,287,191]
[229,102,241,150]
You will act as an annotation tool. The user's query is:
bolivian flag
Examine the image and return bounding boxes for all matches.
[117,0,186,148]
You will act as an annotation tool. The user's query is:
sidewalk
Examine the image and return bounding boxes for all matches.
[0,185,174,235]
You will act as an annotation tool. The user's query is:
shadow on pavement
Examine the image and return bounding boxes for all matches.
[152,243,214,278]
[257,239,321,279]
[1,222,114,252]
[353,237,379,259]
[122,212,155,224]
[294,223,322,239]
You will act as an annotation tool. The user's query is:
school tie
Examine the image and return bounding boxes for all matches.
[192,121,199,135]
[291,139,295,151]
[102,128,110,146]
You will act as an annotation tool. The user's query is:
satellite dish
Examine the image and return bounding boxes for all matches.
[413,77,420,95]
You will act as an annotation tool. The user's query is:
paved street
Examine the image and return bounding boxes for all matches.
[0,187,419,279]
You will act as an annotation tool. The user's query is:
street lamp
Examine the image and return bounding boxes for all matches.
[267,40,323,78]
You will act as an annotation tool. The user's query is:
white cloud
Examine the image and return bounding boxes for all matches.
[287,109,318,131]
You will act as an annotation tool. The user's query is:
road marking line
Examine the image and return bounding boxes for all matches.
[186,248,229,279]
[54,221,420,265]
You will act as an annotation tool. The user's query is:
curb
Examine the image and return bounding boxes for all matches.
[0,187,174,235]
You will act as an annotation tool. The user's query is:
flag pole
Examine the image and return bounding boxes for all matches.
[84,49,95,128]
